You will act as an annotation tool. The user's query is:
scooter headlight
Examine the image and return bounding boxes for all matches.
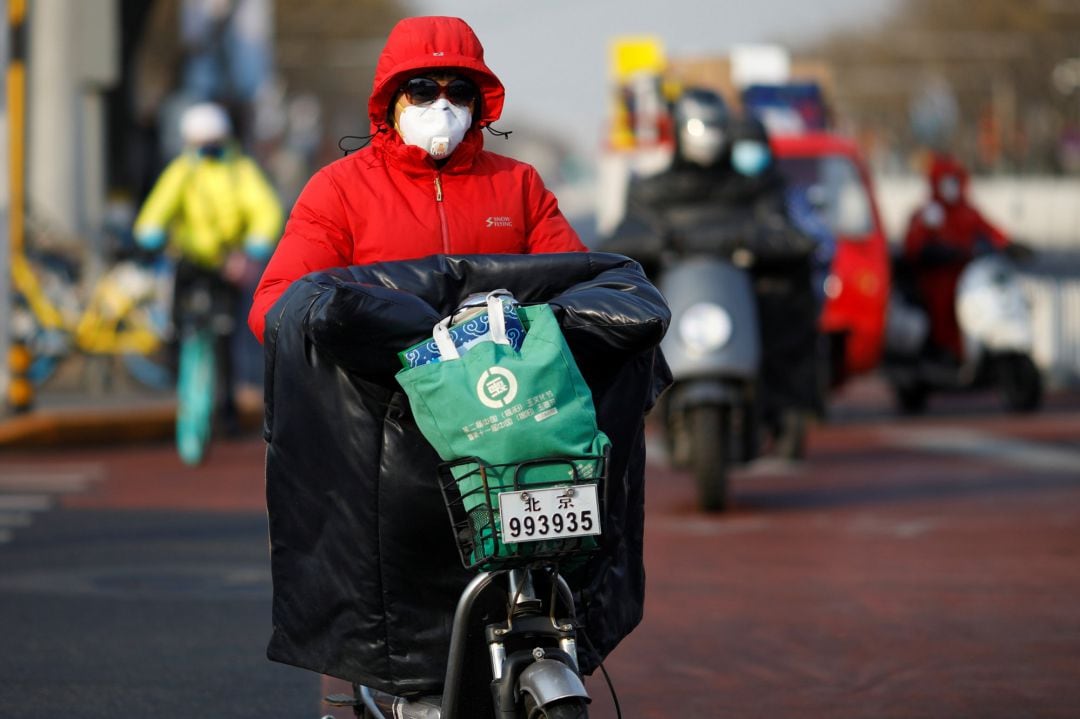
[678,302,732,353]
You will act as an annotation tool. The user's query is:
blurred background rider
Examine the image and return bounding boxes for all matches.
[603,88,821,457]
[902,153,1012,363]
[134,101,283,434]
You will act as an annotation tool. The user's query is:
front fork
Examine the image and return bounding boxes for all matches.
[351,568,589,719]
[441,567,588,719]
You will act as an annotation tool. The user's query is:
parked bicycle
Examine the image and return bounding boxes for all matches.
[11,243,172,394]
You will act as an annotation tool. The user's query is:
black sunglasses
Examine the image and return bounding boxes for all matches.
[400,77,478,107]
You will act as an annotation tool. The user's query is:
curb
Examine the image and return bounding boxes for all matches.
[0,403,176,448]
[0,401,264,449]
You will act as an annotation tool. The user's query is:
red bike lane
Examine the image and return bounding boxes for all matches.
[588,402,1080,718]
[7,379,1080,718]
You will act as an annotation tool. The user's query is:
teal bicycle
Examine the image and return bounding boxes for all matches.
[173,265,237,466]
[176,319,216,465]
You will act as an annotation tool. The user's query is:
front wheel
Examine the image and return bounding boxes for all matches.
[176,329,216,465]
[893,381,928,415]
[689,405,731,512]
[524,695,589,719]
[998,353,1042,413]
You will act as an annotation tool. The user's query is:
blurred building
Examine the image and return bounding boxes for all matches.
[4,0,409,402]
[812,0,1080,175]
[268,0,402,207]
[24,0,407,250]
[26,0,120,256]
[666,53,836,124]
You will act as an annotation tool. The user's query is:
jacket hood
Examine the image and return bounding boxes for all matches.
[368,16,505,130]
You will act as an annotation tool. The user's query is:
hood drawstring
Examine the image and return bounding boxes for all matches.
[339,126,388,156]
[483,124,512,140]
[339,123,512,156]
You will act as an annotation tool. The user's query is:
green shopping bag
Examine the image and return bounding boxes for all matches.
[396,302,609,566]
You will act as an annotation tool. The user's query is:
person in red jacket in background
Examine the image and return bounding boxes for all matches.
[248,15,586,342]
[902,153,1009,362]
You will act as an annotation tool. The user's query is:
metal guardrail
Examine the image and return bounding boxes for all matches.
[1025,267,1080,389]
[874,175,1080,250]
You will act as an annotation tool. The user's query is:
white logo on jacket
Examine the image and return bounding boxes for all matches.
[485,216,513,228]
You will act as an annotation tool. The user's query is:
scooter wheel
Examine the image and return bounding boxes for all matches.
[894,383,928,415]
[688,405,731,512]
[998,354,1042,413]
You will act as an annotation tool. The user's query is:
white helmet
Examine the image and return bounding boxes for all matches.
[180,102,232,146]
[673,88,729,167]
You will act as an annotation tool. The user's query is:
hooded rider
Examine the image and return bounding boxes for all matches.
[902,153,1010,361]
[248,15,586,343]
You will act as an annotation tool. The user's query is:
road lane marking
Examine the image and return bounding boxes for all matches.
[884,427,1080,473]
[0,464,103,544]
[849,514,937,539]
[0,470,99,493]
[0,494,53,511]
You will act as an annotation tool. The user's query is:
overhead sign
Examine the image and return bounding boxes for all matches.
[730,44,791,89]
[607,35,671,151]
[610,36,666,80]
[742,82,829,134]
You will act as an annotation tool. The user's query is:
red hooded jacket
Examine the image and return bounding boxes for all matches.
[902,154,1008,359]
[248,16,585,341]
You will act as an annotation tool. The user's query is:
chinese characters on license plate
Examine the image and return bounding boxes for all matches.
[498,484,601,543]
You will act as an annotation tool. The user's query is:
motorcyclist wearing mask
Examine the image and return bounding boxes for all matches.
[248,15,586,343]
[604,90,820,455]
[601,87,732,277]
[902,153,1010,362]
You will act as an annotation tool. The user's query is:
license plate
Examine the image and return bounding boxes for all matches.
[498,484,601,544]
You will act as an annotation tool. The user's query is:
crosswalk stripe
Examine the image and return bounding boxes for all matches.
[0,464,103,545]
[0,494,53,511]
[0,471,98,493]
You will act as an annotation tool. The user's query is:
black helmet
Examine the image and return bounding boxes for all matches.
[672,88,729,167]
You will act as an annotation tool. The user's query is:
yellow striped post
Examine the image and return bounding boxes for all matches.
[6,0,32,413]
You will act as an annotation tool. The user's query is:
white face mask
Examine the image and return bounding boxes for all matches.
[397,98,472,159]
[938,176,961,204]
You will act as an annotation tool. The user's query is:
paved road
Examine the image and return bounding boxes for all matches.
[0,439,318,719]
[1,377,1079,718]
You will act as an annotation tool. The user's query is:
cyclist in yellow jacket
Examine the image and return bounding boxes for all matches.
[134,101,283,433]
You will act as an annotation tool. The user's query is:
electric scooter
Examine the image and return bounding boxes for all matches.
[884,244,1042,414]
[659,251,762,512]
